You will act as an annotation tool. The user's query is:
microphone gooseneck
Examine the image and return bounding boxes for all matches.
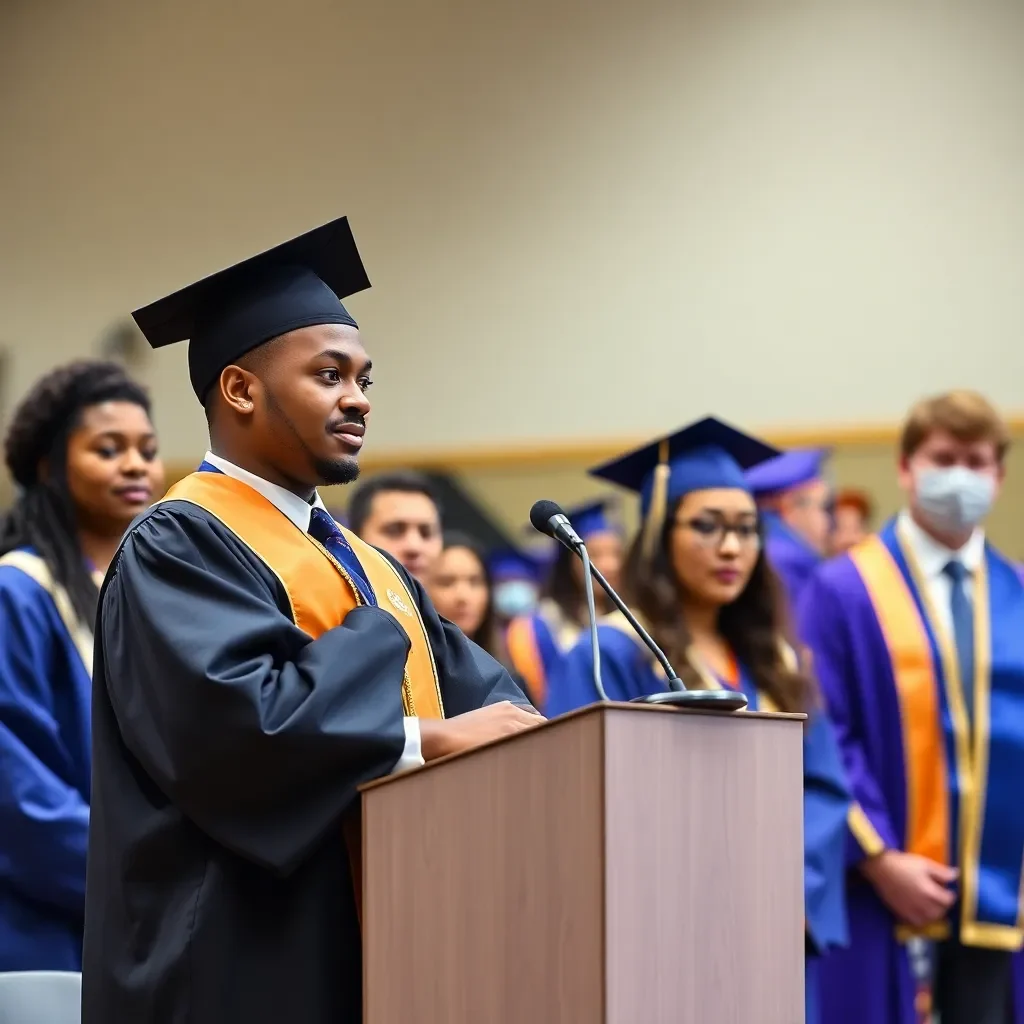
[529,499,605,701]
[586,562,682,689]
[578,543,608,702]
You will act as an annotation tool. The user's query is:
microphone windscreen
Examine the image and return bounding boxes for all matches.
[529,499,565,537]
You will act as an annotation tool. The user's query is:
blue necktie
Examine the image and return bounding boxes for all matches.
[308,506,377,607]
[943,560,974,723]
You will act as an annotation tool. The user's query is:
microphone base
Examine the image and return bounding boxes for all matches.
[631,689,748,712]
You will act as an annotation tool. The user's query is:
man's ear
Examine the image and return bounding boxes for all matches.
[218,365,260,416]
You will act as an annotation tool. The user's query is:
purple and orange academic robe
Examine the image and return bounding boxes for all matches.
[761,510,822,614]
[799,519,1024,1024]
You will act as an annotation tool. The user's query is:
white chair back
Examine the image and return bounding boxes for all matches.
[0,971,81,1024]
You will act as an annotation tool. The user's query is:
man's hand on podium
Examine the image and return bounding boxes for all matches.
[419,701,544,761]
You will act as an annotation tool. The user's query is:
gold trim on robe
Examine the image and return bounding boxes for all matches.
[0,550,95,676]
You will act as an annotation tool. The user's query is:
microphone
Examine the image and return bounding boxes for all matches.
[529,499,747,712]
[529,499,584,551]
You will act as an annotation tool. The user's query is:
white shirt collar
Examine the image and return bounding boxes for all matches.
[897,508,985,578]
[203,451,326,533]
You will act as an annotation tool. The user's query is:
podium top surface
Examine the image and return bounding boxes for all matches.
[359,699,805,794]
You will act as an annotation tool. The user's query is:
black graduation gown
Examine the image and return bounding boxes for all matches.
[82,501,528,1024]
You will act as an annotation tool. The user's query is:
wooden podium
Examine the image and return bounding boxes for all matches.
[360,703,805,1024]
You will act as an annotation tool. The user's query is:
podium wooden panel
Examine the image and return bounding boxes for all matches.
[361,703,804,1024]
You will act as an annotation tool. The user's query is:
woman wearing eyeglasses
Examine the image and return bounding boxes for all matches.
[547,417,850,1024]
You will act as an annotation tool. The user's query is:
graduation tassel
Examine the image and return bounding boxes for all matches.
[642,438,672,561]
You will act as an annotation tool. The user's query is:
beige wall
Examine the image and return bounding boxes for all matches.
[1,0,1023,465]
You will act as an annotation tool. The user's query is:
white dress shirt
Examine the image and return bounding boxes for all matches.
[203,451,425,773]
[896,509,985,641]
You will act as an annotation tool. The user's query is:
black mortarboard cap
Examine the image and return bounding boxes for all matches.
[131,217,371,400]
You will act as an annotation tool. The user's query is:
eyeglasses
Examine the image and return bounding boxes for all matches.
[673,516,762,549]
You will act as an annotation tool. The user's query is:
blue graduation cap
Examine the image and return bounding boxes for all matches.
[563,498,623,541]
[488,547,550,583]
[589,416,779,558]
[744,448,830,497]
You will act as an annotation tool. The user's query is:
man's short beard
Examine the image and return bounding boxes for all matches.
[261,382,361,487]
[313,454,360,486]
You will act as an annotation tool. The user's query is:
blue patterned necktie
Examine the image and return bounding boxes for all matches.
[307,506,377,607]
[943,560,974,723]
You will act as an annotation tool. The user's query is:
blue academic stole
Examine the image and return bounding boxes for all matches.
[197,460,376,606]
[851,519,1024,949]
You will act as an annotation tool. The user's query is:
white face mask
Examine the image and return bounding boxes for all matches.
[492,580,539,619]
[914,466,996,535]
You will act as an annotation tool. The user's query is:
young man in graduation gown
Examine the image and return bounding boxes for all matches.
[81,217,541,1024]
[744,447,833,611]
[798,391,1024,1024]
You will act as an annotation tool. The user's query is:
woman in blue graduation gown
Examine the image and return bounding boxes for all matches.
[0,361,163,970]
[506,499,624,709]
[547,417,851,1024]
[430,532,521,677]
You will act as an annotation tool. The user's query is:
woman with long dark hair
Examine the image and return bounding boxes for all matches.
[547,417,850,1024]
[0,360,163,970]
[429,532,513,669]
[505,499,624,709]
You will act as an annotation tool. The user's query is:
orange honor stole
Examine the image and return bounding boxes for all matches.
[161,471,445,915]
[163,471,443,718]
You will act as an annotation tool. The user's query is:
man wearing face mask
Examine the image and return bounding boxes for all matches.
[489,550,544,623]
[798,391,1023,1024]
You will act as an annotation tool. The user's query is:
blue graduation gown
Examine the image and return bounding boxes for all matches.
[550,622,850,1024]
[0,550,92,970]
[505,602,581,713]
[798,520,1024,1024]
[762,511,822,613]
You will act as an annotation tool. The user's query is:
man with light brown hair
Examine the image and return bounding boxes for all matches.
[798,390,1024,1024]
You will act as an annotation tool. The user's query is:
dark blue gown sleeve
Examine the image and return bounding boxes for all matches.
[802,709,851,955]
[98,508,413,877]
[0,569,90,915]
